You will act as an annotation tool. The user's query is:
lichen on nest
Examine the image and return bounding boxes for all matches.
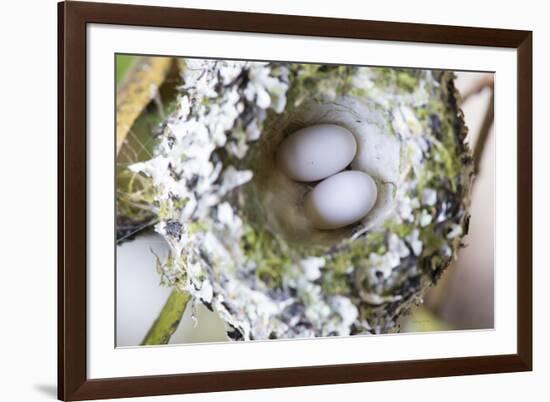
[131,59,473,340]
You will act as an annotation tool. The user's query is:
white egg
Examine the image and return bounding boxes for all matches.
[276,124,357,182]
[305,171,377,230]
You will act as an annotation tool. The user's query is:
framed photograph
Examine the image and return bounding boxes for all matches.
[58,1,532,400]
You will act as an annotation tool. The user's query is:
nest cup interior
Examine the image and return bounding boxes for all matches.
[246,97,401,249]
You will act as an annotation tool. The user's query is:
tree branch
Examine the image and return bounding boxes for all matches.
[141,289,191,346]
[116,56,173,155]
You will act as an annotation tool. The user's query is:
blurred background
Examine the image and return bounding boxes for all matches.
[115,56,495,346]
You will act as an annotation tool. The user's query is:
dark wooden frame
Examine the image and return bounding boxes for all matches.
[58,1,532,400]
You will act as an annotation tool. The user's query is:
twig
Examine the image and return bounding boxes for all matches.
[460,75,494,104]
[473,89,495,175]
[141,289,191,345]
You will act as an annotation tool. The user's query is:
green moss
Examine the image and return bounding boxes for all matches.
[321,245,367,295]
[158,198,191,221]
[188,221,207,235]
[371,67,419,93]
[320,231,390,295]
[173,197,188,211]
[158,200,171,220]
[384,220,414,238]
[348,87,368,98]
[328,252,354,274]
[397,71,418,92]
[240,224,293,289]
[257,264,284,288]
[322,271,352,295]
[285,64,358,107]
[420,224,446,255]
[433,142,459,190]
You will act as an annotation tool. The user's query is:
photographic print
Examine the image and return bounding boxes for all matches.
[115,55,495,347]
[59,3,532,399]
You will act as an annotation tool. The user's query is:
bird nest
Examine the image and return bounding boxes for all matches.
[131,59,473,340]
